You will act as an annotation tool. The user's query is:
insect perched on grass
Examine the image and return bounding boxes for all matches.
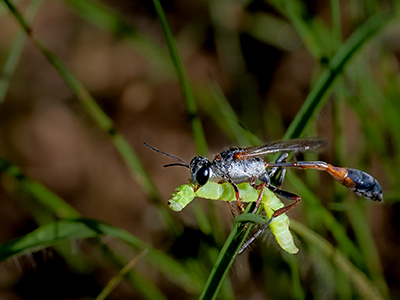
[144,137,383,252]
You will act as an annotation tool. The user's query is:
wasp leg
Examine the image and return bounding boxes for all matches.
[267,153,289,180]
[250,153,289,214]
[249,178,267,214]
[238,154,291,251]
[226,201,237,217]
[238,217,274,254]
[238,188,301,254]
[228,179,245,213]
[268,188,301,217]
[265,161,383,201]
[270,167,287,191]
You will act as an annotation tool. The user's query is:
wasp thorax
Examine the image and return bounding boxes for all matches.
[189,156,212,186]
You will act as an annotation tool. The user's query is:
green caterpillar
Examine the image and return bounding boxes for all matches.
[168,182,298,254]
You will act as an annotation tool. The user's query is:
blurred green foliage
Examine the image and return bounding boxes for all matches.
[0,0,399,299]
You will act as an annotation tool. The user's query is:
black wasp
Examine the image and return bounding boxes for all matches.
[144,137,382,249]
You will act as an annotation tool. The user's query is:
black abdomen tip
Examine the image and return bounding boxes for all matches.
[346,168,383,202]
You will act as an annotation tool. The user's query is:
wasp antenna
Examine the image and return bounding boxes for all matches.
[143,142,189,168]
[163,163,190,168]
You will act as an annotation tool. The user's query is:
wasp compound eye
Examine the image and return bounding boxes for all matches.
[196,166,211,186]
[189,156,212,186]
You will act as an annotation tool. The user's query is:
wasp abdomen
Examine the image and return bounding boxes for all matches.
[345,168,383,202]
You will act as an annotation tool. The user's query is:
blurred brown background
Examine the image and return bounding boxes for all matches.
[0,0,399,299]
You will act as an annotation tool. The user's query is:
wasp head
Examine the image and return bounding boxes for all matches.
[189,156,212,186]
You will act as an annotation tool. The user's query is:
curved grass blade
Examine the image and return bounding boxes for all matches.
[0,220,104,261]
[0,218,204,293]
[284,12,391,140]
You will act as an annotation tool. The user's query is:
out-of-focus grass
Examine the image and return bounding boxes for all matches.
[0,0,42,103]
[0,0,398,299]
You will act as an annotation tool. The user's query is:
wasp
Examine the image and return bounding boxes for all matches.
[144,138,382,241]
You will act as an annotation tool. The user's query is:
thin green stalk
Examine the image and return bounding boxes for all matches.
[152,0,207,156]
[96,250,148,300]
[330,0,342,46]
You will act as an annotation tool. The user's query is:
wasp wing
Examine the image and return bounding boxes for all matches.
[236,137,328,158]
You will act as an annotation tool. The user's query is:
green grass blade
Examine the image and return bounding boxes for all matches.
[0,220,98,261]
[0,0,43,103]
[0,218,204,292]
[269,0,324,57]
[1,0,32,34]
[347,203,389,297]
[284,253,305,300]
[330,0,342,44]
[152,0,207,155]
[96,250,149,300]
[290,220,384,300]
[123,269,168,300]
[199,204,255,300]
[202,82,262,146]
[0,156,80,218]
[284,12,391,140]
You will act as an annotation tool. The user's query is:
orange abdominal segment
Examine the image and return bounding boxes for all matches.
[326,166,356,188]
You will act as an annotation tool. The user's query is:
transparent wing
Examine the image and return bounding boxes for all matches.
[236,137,328,158]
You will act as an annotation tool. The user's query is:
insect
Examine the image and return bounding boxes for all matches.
[144,138,382,252]
[144,137,382,217]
